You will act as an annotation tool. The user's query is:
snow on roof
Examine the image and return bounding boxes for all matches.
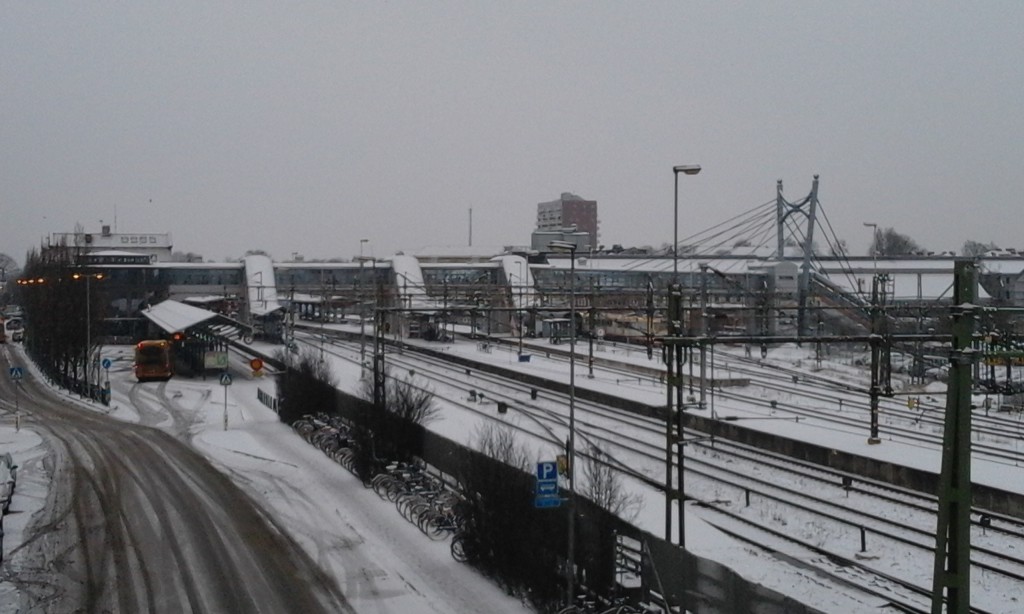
[274,261,364,269]
[115,261,243,269]
[492,254,538,309]
[88,249,153,257]
[980,258,1024,275]
[543,256,769,274]
[393,254,438,310]
[823,271,991,301]
[243,254,282,316]
[407,245,509,260]
[142,299,219,333]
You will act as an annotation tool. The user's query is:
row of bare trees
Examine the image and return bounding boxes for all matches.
[15,242,107,396]
[868,228,1008,258]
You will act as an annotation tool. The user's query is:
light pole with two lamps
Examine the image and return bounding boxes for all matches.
[548,239,578,607]
[668,164,701,549]
[73,272,105,400]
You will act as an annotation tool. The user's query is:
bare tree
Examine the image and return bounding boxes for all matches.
[359,368,439,425]
[580,445,642,522]
[170,251,205,263]
[830,239,849,257]
[0,253,18,274]
[871,227,923,256]
[350,369,439,466]
[962,240,999,257]
[19,239,101,389]
[473,422,530,471]
[274,347,337,424]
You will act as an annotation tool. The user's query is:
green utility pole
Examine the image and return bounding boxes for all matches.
[867,273,888,444]
[930,260,977,614]
[663,283,683,544]
[646,275,655,359]
[372,308,387,411]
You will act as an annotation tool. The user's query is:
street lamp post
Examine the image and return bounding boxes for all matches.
[672,165,702,276]
[548,240,578,607]
[669,164,700,549]
[73,272,104,400]
[863,222,878,273]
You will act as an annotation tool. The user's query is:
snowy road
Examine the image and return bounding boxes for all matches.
[0,349,352,613]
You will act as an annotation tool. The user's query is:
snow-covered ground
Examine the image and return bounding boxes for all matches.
[0,344,532,614]
[2,333,1022,612]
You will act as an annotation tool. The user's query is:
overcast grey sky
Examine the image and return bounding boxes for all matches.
[2,2,1022,264]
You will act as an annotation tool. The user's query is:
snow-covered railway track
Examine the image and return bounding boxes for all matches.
[295,330,1024,612]
[724,355,1024,463]
[555,405,1024,612]
[292,331,571,455]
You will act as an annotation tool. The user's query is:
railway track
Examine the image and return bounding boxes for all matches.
[287,328,1024,613]
[719,353,1024,464]
[470,333,1024,467]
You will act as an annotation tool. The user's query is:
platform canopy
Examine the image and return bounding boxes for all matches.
[141,299,240,335]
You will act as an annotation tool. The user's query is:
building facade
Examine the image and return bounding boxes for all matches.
[49,226,174,262]
[535,192,598,249]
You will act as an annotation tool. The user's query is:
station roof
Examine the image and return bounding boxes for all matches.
[141,299,247,335]
[141,300,219,333]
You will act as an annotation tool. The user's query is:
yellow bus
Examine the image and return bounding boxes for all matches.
[134,340,173,382]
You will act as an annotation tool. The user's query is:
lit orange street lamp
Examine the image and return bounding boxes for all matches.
[73,272,105,398]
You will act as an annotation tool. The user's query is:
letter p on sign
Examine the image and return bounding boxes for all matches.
[537,461,557,481]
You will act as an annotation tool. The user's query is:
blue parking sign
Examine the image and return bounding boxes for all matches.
[535,461,560,509]
[536,461,558,481]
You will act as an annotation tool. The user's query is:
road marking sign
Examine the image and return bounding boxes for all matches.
[536,481,558,495]
[219,372,233,386]
[9,367,23,380]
